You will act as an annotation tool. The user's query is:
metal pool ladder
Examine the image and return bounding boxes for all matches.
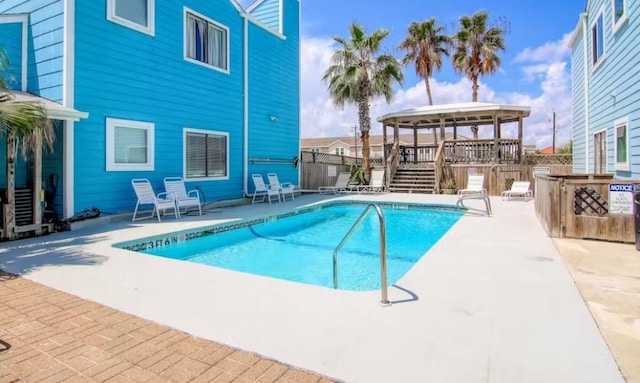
[333,203,390,306]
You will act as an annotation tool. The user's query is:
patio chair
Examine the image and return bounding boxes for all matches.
[267,173,295,201]
[163,177,202,216]
[456,193,492,216]
[458,174,487,195]
[357,169,385,194]
[131,178,179,222]
[319,172,351,194]
[252,174,281,204]
[502,181,533,201]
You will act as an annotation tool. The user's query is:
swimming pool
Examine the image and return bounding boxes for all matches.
[116,201,463,290]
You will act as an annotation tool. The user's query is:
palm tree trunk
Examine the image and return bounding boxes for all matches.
[471,75,479,139]
[3,129,16,240]
[425,78,433,106]
[357,93,371,182]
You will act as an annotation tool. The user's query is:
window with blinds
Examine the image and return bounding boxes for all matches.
[185,130,228,179]
[106,118,154,171]
[107,0,155,35]
[185,9,229,71]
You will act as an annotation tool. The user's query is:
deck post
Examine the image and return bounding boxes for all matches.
[413,124,418,164]
[439,115,445,141]
[518,115,524,164]
[33,131,43,236]
[493,114,499,163]
[382,122,387,165]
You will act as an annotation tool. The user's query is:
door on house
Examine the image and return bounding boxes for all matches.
[593,131,607,174]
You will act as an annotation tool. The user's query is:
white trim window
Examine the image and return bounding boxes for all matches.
[614,117,630,171]
[184,128,229,180]
[310,148,320,153]
[107,0,155,36]
[591,9,605,67]
[106,118,155,171]
[335,147,344,155]
[613,0,627,32]
[184,8,229,72]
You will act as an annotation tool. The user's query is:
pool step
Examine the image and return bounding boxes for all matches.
[388,168,436,194]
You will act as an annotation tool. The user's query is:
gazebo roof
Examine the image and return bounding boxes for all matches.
[377,102,531,129]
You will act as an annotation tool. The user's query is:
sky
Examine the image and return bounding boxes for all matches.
[241,0,586,148]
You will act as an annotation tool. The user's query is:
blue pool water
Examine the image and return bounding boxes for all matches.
[131,202,463,290]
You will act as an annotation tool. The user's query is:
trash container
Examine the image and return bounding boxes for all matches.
[635,187,640,251]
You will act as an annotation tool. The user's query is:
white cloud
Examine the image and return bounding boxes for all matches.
[300,33,573,149]
[513,33,572,63]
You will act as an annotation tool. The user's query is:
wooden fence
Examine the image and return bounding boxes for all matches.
[301,151,574,194]
[534,174,637,243]
[449,164,573,196]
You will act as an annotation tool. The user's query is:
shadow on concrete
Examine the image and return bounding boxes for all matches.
[0,230,112,276]
[390,284,419,304]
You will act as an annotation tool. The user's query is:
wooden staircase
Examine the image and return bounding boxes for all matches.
[387,166,436,194]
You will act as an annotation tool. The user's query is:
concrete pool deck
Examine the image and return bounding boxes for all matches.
[0,193,629,383]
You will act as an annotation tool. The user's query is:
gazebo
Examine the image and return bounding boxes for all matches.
[376,102,531,192]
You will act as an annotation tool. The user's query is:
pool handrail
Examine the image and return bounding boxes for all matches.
[333,203,390,306]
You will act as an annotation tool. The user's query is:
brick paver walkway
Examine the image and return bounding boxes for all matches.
[0,271,335,383]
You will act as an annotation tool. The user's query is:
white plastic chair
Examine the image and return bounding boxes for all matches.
[163,177,202,216]
[252,174,281,204]
[319,172,351,194]
[458,174,487,195]
[502,181,533,200]
[131,179,179,222]
[268,173,295,201]
[357,169,385,194]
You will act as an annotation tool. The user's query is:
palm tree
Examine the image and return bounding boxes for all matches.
[0,48,54,240]
[398,18,450,105]
[452,10,505,139]
[323,23,403,180]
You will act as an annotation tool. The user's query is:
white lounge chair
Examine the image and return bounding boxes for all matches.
[357,169,385,194]
[268,173,295,201]
[319,172,351,194]
[252,174,281,204]
[458,174,487,195]
[163,177,202,216]
[131,178,179,222]
[502,181,533,200]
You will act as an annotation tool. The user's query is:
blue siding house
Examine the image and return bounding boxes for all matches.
[0,0,300,225]
[569,0,640,178]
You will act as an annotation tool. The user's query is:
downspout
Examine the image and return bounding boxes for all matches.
[241,10,250,197]
[581,13,589,173]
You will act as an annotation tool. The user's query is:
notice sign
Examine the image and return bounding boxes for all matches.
[532,166,551,177]
[608,183,634,215]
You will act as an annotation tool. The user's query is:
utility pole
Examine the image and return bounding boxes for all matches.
[353,125,358,160]
[552,109,556,154]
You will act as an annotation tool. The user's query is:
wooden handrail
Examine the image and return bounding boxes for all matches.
[385,142,400,190]
[433,140,446,194]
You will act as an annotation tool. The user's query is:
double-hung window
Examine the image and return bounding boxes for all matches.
[335,148,344,155]
[613,0,627,32]
[185,9,229,72]
[614,118,629,171]
[106,118,154,171]
[184,129,229,180]
[591,10,604,66]
[107,0,155,35]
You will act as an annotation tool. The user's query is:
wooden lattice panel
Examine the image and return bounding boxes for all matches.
[574,187,608,217]
[523,154,573,165]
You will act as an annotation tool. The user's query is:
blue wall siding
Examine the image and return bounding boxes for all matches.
[73,0,246,214]
[583,0,640,178]
[0,0,64,102]
[0,21,24,90]
[247,0,299,190]
[0,136,29,189]
[248,0,280,32]
[571,30,586,173]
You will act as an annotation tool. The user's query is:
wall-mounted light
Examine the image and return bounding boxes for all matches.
[269,115,278,122]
